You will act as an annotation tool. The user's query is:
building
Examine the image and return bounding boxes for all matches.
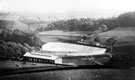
[23,51,62,64]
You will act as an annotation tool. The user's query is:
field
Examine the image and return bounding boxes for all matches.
[0,60,56,70]
[1,27,135,80]
[98,27,135,46]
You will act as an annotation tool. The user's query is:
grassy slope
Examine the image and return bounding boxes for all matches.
[0,60,56,70]
[98,27,135,46]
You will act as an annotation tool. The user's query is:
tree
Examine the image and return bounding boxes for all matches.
[23,43,32,52]
[6,47,15,59]
[94,37,101,43]
[17,43,28,56]
[6,41,18,48]
[106,37,117,52]
[117,12,135,27]
[101,25,108,32]
[0,30,13,41]
[0,45,7,57]
[14,47,22,59]
[0,39,5,45]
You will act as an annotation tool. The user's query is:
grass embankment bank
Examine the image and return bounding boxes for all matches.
[97,27,135,67]
[0,60,56,70]
[98,27,135,46]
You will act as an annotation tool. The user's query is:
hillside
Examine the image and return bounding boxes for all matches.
[0,29,43,60]
[98,27,135,46]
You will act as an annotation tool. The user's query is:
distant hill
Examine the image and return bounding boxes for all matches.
[1,11,135,31]
[0,12,52,31]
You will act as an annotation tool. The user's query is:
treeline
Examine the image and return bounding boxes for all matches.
[0,20,8,29]
[0,20,14,30]
[0,41,32,60]
[39,11,135,31]
[0,29,43,60]
[39,17,116,31]
[38,18,101,31]
[0,29,42,46]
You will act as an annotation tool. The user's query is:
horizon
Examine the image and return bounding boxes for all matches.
[0,0,135,19]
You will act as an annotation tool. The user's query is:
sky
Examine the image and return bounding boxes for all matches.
[0,0,135,19]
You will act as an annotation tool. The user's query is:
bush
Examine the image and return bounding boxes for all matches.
[106,37,117,46]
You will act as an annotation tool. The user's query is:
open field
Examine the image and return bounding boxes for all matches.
[0,60,57,70]
[98,27,135,46]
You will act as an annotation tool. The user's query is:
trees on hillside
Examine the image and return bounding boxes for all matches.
[0,29,42,46]
[42,11,135,31]
[0,41,35,60]
[43,18,97,31]
[1,11,135,32]
[43,17,117,31]
[117,12,135,27]
[0,29,43,60]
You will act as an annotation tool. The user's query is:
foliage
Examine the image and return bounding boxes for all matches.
[42,11,135,31]
[94,37,101,43]
[117,12,135,27]
[0,29,43,60]
[0,29,42,46]
[106,37,117,46]
[0,40,37,60]
[42,18,113,31]
[44,18,97,31]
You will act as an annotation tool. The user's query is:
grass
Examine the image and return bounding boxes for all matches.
[0,60,56,70]
[98,27,135,46]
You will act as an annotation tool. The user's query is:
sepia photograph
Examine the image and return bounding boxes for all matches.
[0,0,135,80]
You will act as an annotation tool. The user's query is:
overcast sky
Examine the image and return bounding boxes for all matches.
[0,0,135,18]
